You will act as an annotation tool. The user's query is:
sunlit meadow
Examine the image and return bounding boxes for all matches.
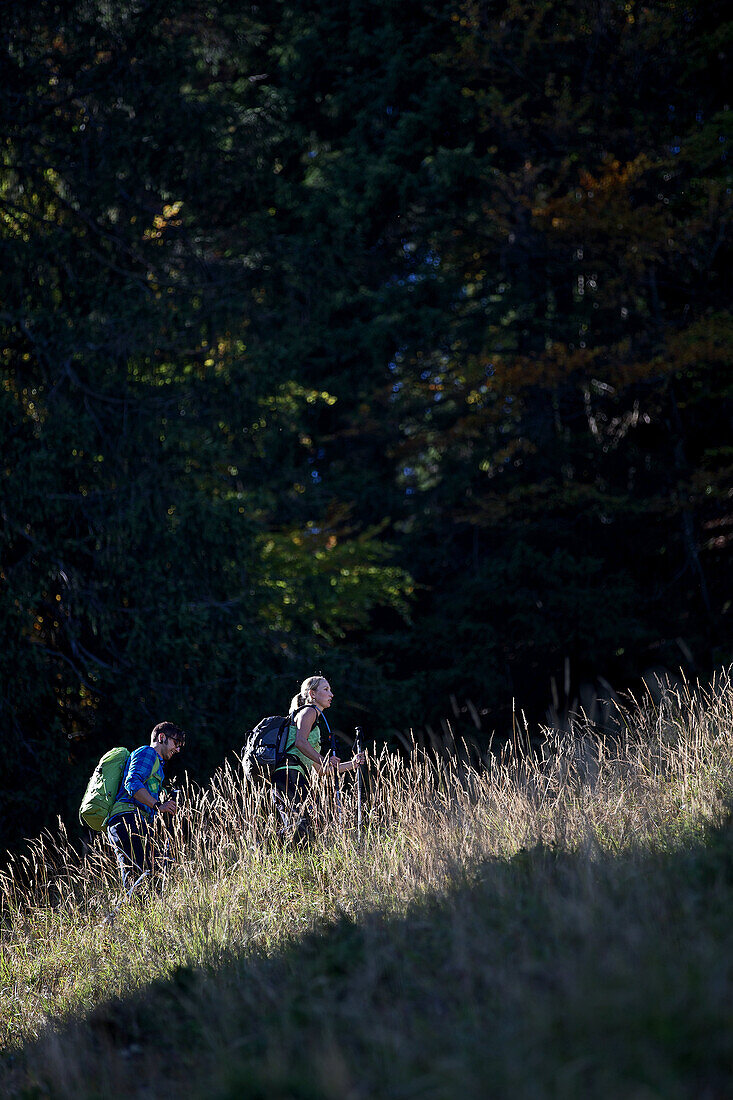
[2,672,733,1099]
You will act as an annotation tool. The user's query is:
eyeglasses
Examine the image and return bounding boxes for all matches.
[166,735,185,748]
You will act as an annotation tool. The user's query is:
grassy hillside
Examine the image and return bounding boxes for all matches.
[2,674,733,1099]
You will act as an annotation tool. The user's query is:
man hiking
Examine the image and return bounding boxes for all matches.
[106,721,185,890]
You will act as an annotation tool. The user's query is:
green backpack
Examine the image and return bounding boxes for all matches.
[79,746,130,831]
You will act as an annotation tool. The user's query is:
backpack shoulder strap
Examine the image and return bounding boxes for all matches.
[289,703,331,731]
[289,702,317,719]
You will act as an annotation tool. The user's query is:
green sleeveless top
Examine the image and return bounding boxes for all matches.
[275,720,321,777]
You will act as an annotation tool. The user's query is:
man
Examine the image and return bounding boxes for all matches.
[106,721,185,890]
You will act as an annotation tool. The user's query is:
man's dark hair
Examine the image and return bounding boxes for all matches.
[151,721,186,746]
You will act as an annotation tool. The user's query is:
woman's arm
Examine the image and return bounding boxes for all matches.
[336,752,365,774]
[293,706,330,775]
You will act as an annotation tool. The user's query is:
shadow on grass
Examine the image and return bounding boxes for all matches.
[3,811,733,1100]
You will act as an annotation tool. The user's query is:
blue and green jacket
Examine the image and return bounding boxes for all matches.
[107,745,165,824]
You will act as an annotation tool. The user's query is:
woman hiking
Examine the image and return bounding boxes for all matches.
[273,674,364,843]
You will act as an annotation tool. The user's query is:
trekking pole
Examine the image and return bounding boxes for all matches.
[103,870,149,926]
[329,726,343,830]
[160,836,171,895]
[354,726,363,844]
[159,785,181,895]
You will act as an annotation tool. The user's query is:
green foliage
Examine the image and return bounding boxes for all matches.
[1,0,732,845]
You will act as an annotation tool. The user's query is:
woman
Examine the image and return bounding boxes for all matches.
[273,674,364,842]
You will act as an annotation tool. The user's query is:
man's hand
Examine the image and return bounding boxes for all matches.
[158,799,177,814]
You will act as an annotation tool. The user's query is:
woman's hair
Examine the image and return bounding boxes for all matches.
[290,675,326,715]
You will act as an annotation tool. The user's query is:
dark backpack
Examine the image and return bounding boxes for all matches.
[241,705,315,783]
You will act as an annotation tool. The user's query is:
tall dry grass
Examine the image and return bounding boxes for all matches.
[1,670,732,1098]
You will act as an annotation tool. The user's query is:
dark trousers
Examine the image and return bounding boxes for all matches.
[272,769,313,843]
[107,811,157,891]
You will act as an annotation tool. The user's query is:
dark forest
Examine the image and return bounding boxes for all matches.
[1,0,731,850]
